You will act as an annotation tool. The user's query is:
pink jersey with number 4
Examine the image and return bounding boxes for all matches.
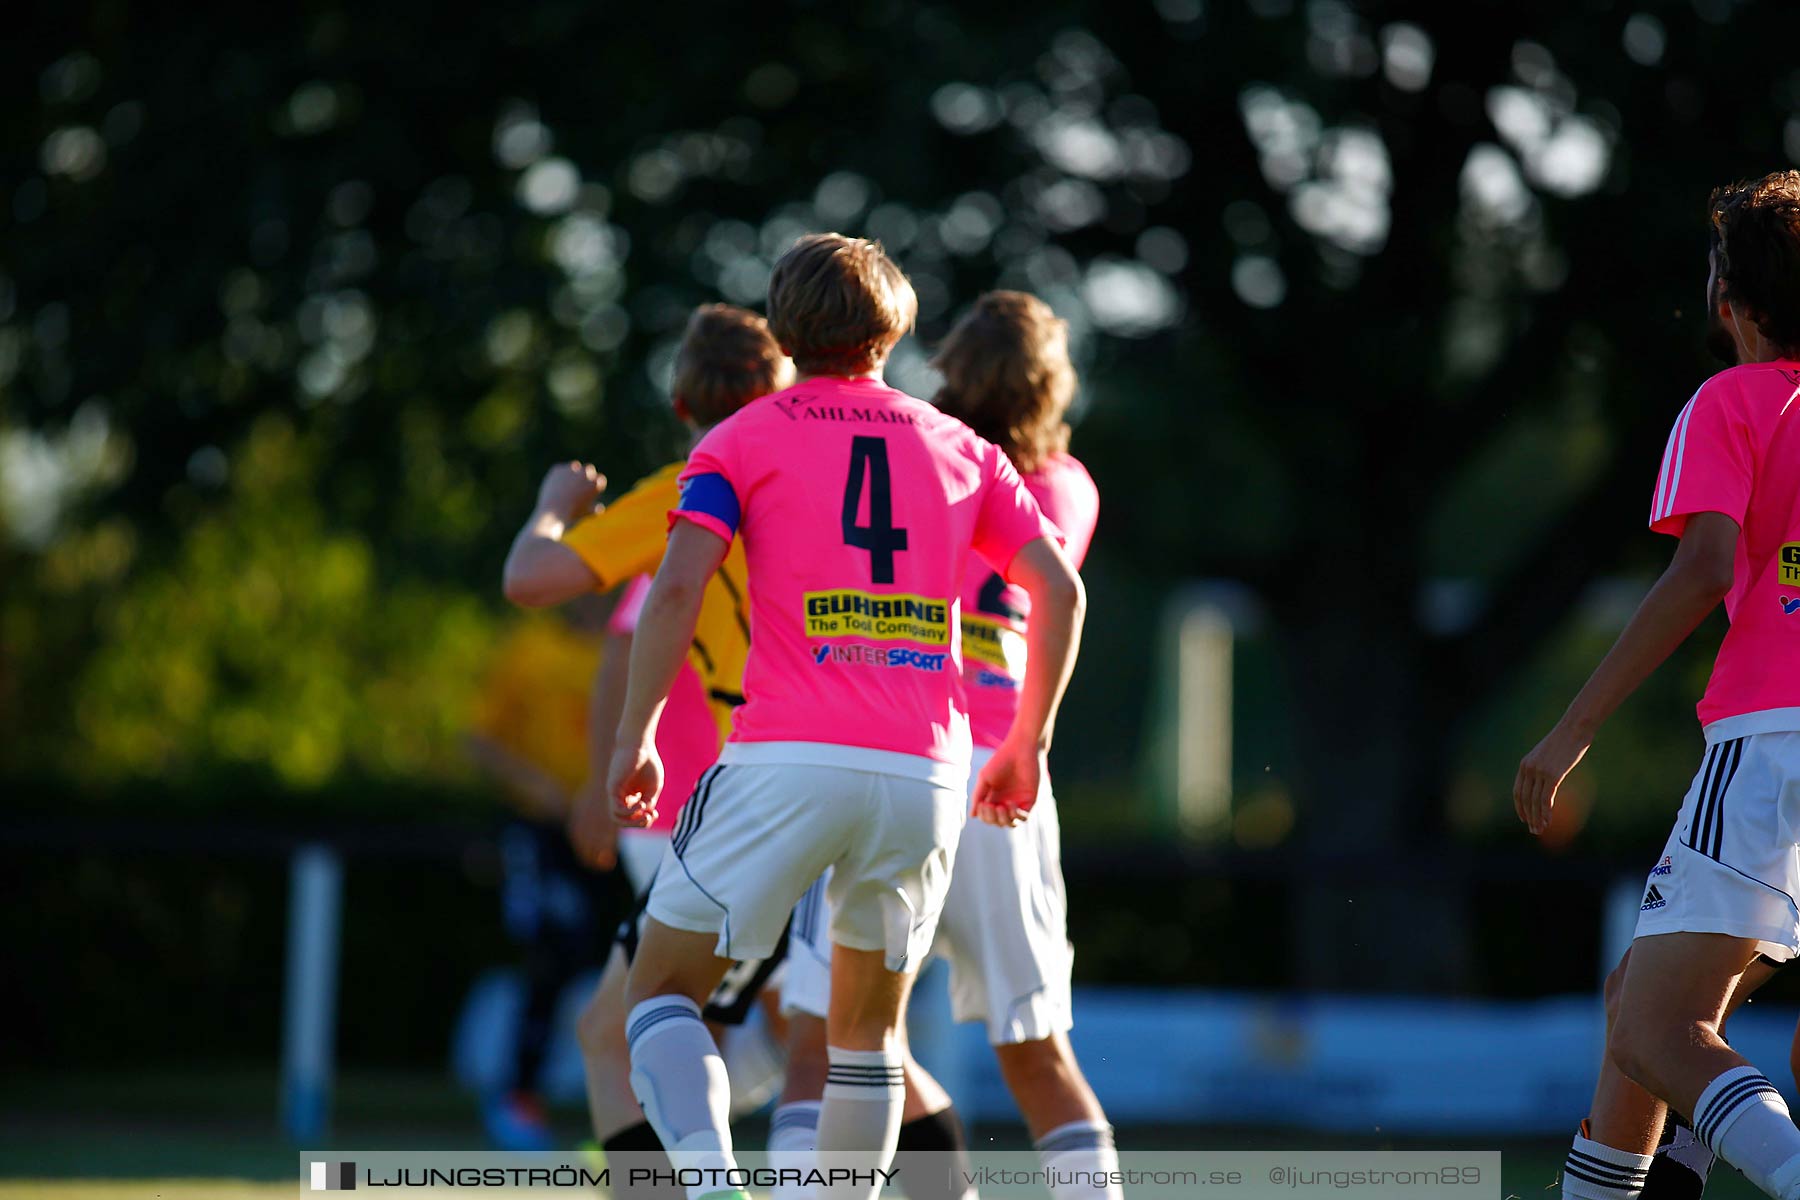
[1651,361,1800,732]
[674,375,1058,767]
[960,454,1099,749]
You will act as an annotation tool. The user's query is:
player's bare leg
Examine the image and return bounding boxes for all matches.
[816,944,916,1200]
[576,945,681,1199]
[1586,950,1665,1157]
[995,1032,1106,1137]
[1790,1015,1800,1093]
[622,920,740,1198]
[577,946,644,1142]
[1572,948,1776,1197]
[991,1033,1119,1200]
[1610,933,1800,1199]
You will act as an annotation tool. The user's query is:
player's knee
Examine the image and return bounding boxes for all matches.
[1608,1011,1700,1092]
[995,1035,1075,1090]
[1605,1020,1653,1089]
[1602,953,1630,1030]
[783,1016,831,1099]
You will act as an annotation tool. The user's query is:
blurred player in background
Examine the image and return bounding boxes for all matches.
[465,597,634,1150]
[504,305,792,1174]
[608,234,1085,1200]
[1517,171,1800,1200]
[590,574,719,888]
[929,291,1116,1190]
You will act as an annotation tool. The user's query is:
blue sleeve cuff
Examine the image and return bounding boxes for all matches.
[677,472,740,537]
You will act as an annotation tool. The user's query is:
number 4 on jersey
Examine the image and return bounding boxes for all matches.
[841,435,909,584]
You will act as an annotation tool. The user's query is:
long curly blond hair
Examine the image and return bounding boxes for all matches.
[931,291,1075,473]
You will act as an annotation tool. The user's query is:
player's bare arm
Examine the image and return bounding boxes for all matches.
[568,627,633,869]
[1515,510,1739,835]
[973,535,1086,828]
[502,461,606,606]
[607,520,727,827]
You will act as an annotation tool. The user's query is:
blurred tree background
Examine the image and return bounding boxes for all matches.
[5,0,1800,1042]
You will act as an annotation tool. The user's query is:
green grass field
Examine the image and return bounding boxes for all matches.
[0,1069,1772,1199]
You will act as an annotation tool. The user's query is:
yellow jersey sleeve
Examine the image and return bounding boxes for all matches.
[560,463,684,592]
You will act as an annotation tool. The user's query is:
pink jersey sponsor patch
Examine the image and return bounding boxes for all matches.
[960,454,1099,749]
[674,376,1058,765]
[1650,362,1800,728]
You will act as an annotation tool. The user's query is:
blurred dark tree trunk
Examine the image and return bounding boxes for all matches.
[1280,606,1471,990]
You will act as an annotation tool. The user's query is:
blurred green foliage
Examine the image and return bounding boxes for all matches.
[67,416,494,789]
[2,0,1797,856]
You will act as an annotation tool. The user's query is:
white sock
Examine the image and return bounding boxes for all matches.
[625,996,739,1200]
[816,1046,905,1200]
[1034,1120,1122,1200]
[1560,1132,1649,1199]
[769,1101,822,1200]
[1692,1066,1800,1199]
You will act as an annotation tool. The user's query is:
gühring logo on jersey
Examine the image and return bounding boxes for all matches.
[1783,543,1800,585]
[804,590,949,645]
[960,613,1026,677]
[309,1161,356,1190]
[1776,545,1800,613]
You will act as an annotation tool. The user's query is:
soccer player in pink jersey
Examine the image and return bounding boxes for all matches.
[1517,172,1800,1200]
[931,291,1117,1193]
[504,305,793,1188]
[590,576,718,886]
[609,235,1085,1200]
[779,291,1118,1200]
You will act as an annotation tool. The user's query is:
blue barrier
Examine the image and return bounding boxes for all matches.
[452,977,1800,1136]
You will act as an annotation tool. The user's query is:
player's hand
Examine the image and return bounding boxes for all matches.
[537,461,605,521]
[608,741,663,829]
[972,738,1044,828]
[1514,722,1591,837]
[566,776,619,870]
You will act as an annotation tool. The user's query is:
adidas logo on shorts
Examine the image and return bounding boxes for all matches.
[1641,885,1668,911]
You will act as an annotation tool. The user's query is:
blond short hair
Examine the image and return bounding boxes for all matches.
[671,304,794,426]
[767,233,917,377]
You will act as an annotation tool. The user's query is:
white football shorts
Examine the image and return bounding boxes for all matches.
[780,747,1076,1044]
[932,745,1074,1044]
[645,742,966,973]
[1635,727,1800,961]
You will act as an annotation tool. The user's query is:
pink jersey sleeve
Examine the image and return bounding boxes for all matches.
[607,575,652,636]
[673,424,745,544]
[1649,378,1754,537]
[972,444,1059,576]
[1047,456,1100,568]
